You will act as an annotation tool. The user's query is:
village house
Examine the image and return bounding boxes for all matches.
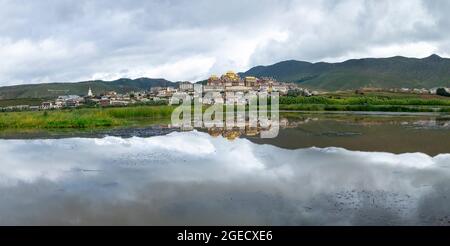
[29,106,40,111]
[56,95,83,108]
[110,100,129,106]
[99,97,111,107]
[41,101,54,110]
[178,82,194,92]
[271,85,289,95]
[244,76,258,87]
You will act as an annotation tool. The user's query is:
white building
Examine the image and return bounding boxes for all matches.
[203,92,223,105]
[41,101,54,110]
[178,82,194,92]
[203,85,225,92]
[271,85,288,95]
[56,95,83,108]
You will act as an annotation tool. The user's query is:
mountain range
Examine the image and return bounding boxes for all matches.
[1,55,450,99]
[0,78,175,100]
[241,54,450,90]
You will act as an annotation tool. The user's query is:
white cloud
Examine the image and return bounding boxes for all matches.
[91,56,216,81]
[0,0,448,85]
[0,38,97,84]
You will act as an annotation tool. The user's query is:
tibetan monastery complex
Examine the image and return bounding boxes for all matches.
[203,71,289,94]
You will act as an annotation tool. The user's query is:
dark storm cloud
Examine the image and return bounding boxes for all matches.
[0,0,448,85]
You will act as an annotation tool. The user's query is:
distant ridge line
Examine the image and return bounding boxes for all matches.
[1,54,450,99]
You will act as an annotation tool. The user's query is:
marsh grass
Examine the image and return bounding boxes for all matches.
[280,96,450,106]
[279,94,450,113]
[279,103,447,112]
[107,106,174,118]
[0,106,176,129]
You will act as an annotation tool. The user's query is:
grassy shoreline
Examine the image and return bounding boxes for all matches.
[279,94,450,112]
[0,106,175,129]
[279,103,450,112]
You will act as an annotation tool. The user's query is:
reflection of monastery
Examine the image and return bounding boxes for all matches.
[208,117,323,140]
[207,126,264,140]
[177,116,320,140]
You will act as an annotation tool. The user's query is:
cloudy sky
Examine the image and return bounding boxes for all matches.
[1,0,450,85]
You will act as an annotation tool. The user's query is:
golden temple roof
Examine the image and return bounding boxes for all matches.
[222,71,239,80]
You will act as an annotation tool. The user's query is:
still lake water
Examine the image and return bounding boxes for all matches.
[0,113,450,225]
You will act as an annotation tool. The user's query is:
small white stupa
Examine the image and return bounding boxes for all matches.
[88,87,93,97]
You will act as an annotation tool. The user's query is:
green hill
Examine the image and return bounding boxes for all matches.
[241,54,450,90]
[0,78,176,99]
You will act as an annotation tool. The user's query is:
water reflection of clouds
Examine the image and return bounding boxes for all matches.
[0,131,449,225]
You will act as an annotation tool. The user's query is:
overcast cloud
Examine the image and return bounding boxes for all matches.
[0,0,450,85]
